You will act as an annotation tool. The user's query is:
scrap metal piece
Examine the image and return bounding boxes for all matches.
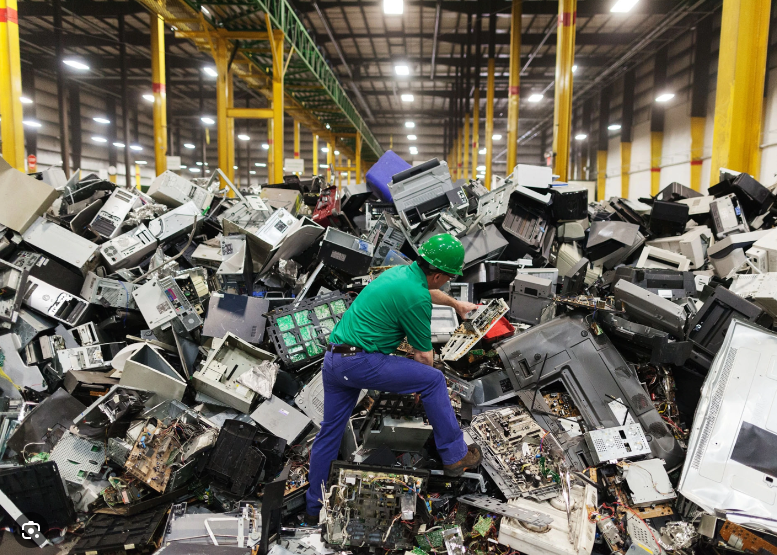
[441,298,509,361]
[49,431,105,486]
[457,494,553,527]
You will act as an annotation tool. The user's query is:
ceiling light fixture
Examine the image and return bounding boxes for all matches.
[492,134,502,141]
[383,0,403,14]
[479,148,487,155]
[395,65,410,76]
[201,117,215,125]
[113,142,125,148]
[19,96,32,104]
[63,59,89,71]
[608,124,622,131]
[321,147,329,153]
[190,167,201,173]
[238,134,250,141]
[22,120,41,128]
[401,94,414,102]
[476,165,486,171]
[196,162,203,166]
[572,65,578,73]
[142,94,155,103]
[93,117,110,124]
[528,94,544,103]
[183,143,195,149]
[575,133,588,140]
[130,145,143,151]
[92,136,107,143]
[203,66,218,77]
[262,144,270,150]
[319,164,328,169]
[334,150,340,155]
[405,121,415,128]
[656,93,675,102]
[611,0,639,13]
[257,163,266,167]
[201,6,210,15]
[135,160,147,165]
[249,170,256,175]
[407,135,417,140]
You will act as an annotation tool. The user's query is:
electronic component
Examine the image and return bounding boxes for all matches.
[389,158,465,228]
[124,418,177,492]
[613,279,687,337]
[636,245,691,271]
[508,274,554,325]
[147,200,201,242]
[132,275,202,333]
[586,221,645,268]
[646,225,712,269]
[217,234,252,294]
[119,344,186,402]
[710,193,749,238]
[441,298,509,361]
[323,462,430,550]
[622,459,676,506]
[56,342,124,373]
[460,223,510,269]
[147,170,214,210]
[466,406,558,500]
[266,291,353,370]
[89,187,141,239]
[366,213,407,267]
[430,304,458,344]
[99,224,157,271]
[71,504,169,555]
[49,431,105,486]
[22,276,90,326]
[250,396,312,445]
[648,200,689,236]
[318,227,374,276]
[496,484,597,555]
[80,272,138,309]
[0,258,27,323]
[202,293,269,345]
[192,332,277,413]
[22,216,100,275]
[583,423,651,464]
[294,369,366,426]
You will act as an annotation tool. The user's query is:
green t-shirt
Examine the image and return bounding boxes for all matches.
[329,262,432,353]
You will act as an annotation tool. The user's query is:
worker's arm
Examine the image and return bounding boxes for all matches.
[430,289,478,319]
[414,349,434,366]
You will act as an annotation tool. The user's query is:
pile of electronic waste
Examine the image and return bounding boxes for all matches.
[0,149,777,555]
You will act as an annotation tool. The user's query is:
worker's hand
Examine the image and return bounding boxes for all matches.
[455,301,479,319]
[414,393,421,405]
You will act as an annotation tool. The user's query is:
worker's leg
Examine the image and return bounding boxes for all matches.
[305,351,362,515]
[332,352,468,466]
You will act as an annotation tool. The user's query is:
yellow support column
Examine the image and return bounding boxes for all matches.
[293,120,300,160]
[472,90,479,179]
[355,132,362,183]
[506,0,522,172]
[0,0,25,169]
[150,13,167,175]
[621,142,631,199]
[270,31,284,183]
[690,117,705,191]
[463,114,470,180]
[458,128,464,178]
[452,134,459,179]
[227,68,235,183]
[337,150,342,188]
[650,131,663,196]
[267,120,273,181]
[710,0,771,183]
[484,59,495,189]
[216,38,229,187]
[552,0,576,182]
[346,159,351,185]
[596,150,607,201]
[326,140,333,183]
[313,133,318,174]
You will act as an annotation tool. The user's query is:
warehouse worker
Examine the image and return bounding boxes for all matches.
[303,233,483,522]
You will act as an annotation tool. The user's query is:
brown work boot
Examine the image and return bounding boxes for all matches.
[443,444,482,477]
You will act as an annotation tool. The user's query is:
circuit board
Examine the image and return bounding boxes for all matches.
[324,462,430,550]
[466,406,561,500]
[542,392,581,419]
[125,419,177,493]
[441,298,509,361]
[720,521,777,555]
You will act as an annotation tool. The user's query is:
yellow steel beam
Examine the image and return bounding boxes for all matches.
[552,0,576,181]
[710,0,771,183]
[267,119,273,180]
[690,117,705,191]
[506,0,521,172]
[226,107,273,119]
[216,37,230,187]
[267,13,284,183]
[227,66,235,186]
[337,150,342,188]
[313,133,318,174]
[355,132,362,184]
[472,89,479,180]
[457,128,463,179]
[0,0,24,170]
[621,141,631,198]
[335,166,356,172]
[650,131,662,196]
[150,12,167,175]
[485,58,496,189]
[174,29,283,40]
[346,159,351,184]
[326,140,333,183]
[463,113,470,180]
[596,150,607,201]
[293,120,300,159]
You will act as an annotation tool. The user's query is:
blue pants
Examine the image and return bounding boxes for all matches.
[304,350,467,514]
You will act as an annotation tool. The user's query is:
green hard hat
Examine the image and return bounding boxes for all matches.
[418,233,466,276]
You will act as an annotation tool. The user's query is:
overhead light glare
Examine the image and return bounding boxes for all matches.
[203,66,218,77]
[574,133,588,141]
[130,145,143,151]
[400,94,414,102]
[528,94,544,103]
[383,0,403,15]
[93,117,110,124]
[233,165,238,169]
[190,167,201,173]
[142,94,155,103]
[479,148,487,155]
[395,65,410,76]
[321,147,329,153]
[135,160,147,165]
[334,150,340,155]
[656,93,675,103]
[113,142,125,148]
[183,143,195,149]
[608,124,622,131]
[201,6,210,15]
[63,59,89,71]
[249,170,256,175]
[492,134,502,141]
[91,136,107,143]
[23,120,41,128]
[405,121,415,128]
[196,162,203,166]
[262,143,270,150]
[476,165,486,171]
[257,163,266,167]
[611,0,639,12]
[325,123,331,129]
[320,164,329,169]
[572,65,578,73]
[407,135,417,140]
[19,96,32,104]
[201,117,215,125]
[237,134,250,141]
